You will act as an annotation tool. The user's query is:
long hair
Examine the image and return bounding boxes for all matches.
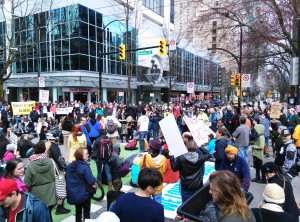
[5,158,23,179]
[71,124,82,142]
[209,170,250,221]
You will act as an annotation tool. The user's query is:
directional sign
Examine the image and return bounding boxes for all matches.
[137,50,152,55]
[187,82,194,93]
[169,39,176,51]
[241,74,251,88]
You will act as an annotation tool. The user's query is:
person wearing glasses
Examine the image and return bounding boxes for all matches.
[0,179,51,221]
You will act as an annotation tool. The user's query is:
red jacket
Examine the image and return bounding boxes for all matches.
[163,159,179,183]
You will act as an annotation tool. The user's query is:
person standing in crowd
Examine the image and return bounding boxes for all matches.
[24,142,56,222]
[0,179,51,222]
[1,105,10,133]
[137,109,149,152]
[170,140,210,203]
[105,110,121,145]
[136,101,144,119]
[61,115,74,160]
[251,118,266,184]
[213,127,230,170]
[181,106,194,133]
[209,108,218,132]
[224,105,233,133]
[232,116,250,164]
[139,139,166,203]
[219,146,251,191]
[80,116,92,154]
[263,162,299,220]
[251,183,297,222]
[287,108,299,134]
[209,170,256,222]
[109,143,124,181]
[1,158,28,192]
[88,112,101,145]
[260,113,271,158]
[111,168,164,222]
[149,111,163,140]
[29,106,39,123]
[275,129,297,180]
[118,108,128,143]
[196,108,209,125]
[66,147,97,222]
[67,124,87,163]
[17,134,35,158]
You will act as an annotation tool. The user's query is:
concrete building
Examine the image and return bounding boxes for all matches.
[1,0,220,104]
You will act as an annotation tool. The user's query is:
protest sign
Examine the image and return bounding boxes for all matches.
[270,102,282,119]
[159,114,187,158]
[11,101,36,115]
[56,107,73,115]
[183,115,215,147]
[9,132,18,145]
[39,90,49,103]
[47,112,54,119]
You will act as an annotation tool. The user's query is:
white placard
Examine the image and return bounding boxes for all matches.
[118,91,124,96]
[183,116,216,147]
[187,82,194,93]
[39,90,49,103]
[47,112,54,119]
[39,77,45,87]
[242,74,251,88]
[159,114,187,158]
[56,107,74,115]
[9,132,18,145]
[150,93,154,97]
[169,39,176,51]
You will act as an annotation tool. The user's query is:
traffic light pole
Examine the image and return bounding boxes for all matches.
[100,45,167,57]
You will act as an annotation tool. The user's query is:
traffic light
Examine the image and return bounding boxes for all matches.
[218,68,222,86]
[236,89,240,97]
[235,73,241,86]
[230,75,235,86]
[158,39,166,56]
[0,47,3,60]
[119,44,126,60]
[242,90,249,97]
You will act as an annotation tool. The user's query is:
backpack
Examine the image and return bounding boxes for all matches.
[106,118,117,134]
[99,138,113,160]
[125,140,137,150]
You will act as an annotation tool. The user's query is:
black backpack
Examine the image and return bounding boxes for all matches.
[99,138,113,160]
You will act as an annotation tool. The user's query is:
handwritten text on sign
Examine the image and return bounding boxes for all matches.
[183,115,216,147]
[11,102,36,115]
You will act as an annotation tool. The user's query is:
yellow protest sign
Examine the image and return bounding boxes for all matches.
[11,101,36,115]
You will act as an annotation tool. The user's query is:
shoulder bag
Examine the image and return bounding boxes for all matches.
[51,159,67,199]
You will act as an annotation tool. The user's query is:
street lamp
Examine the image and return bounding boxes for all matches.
[98,19,124,103]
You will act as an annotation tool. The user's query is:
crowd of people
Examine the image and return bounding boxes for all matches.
[0,99,299,221]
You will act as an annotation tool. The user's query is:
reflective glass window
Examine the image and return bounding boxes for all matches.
[69,21,79,37]
[28,59,34,72]
[70,38,80,54]
[62,40,69,55]
[41,57,48,72]
[69,5,79,21]
[78,5,88,23]
[52,25,61,40]
[62,55,70,70]
[96,13,102,27]
[40,42,48,57]
[21,59,27,73]
[70,55,79,70]
[90,57,96,71]
[79,22,88,39]
[80,38,88,55]
[89,9,95,25]
[80,55,89,70]
[54,56,62,71]
[89,25,96,41]
[61,22,70,39]
[90,41,96,56]
[39,12,48,27]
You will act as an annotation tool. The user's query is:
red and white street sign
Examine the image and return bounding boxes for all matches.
[39,77,45,87]
[187,82,194,93]
[169,39,176,51]
[242,74,251,88]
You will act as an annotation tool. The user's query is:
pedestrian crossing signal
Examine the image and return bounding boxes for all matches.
[119,44,126,60]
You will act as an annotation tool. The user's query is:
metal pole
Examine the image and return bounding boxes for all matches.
[238,23,243,107]
[297,16,300,105]
[35,18,41,103]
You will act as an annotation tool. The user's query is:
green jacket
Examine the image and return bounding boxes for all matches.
[24,158,56,206]
[252,124,265,160]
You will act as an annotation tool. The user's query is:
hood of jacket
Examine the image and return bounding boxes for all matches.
[217,135,229,141]
[30,158,53,174]
[145,154,166,169]
[183,152,199,164]
[254,124,265,136]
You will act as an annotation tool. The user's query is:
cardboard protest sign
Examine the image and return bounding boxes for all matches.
[183,115,215,147]
[56,107,73,115]
[270,102,282,119]
[159,114,187,158]
[11,102,36,115]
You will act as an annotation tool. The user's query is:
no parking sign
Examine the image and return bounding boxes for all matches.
[242,74,251,87]
[187,82,194,93]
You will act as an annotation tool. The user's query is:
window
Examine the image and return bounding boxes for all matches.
[143,0,164,17]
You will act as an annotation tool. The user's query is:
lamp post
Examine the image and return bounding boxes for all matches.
[98,19,124,103]
[297,16,300,105]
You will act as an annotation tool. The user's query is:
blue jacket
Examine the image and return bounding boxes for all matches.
[88,119,101,138]
[66,160,96,205]
[0,192,51,222]
[219,155,251,191]
[81,125,92,147]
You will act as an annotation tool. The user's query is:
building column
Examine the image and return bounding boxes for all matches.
[87,92,91,102]
[70,92,74,102]
[52,87,58,102]
[102,88,107,102]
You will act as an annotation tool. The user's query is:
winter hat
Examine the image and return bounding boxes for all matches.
[263,162,279,174]
[263,183,285,204]
[97,211,120,222]
[225,145,238,155]
[149,139,162,150]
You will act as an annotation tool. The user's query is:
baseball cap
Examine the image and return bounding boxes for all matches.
[281,129,290,136]
[0,179,18,200]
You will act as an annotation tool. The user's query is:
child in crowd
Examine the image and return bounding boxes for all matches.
[107,178,125,211]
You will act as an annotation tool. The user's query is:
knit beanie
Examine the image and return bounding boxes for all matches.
[225,145,238,155]
[263,183,285,204]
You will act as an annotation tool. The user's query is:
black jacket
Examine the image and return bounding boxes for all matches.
[18,140,35,158]
[0,137,10,159]
[29,110,39,122]
[48,142,66,170]
[213,136,228,170]
[170,148,210,191]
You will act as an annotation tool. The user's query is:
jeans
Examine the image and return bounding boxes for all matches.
[96,159,112,182]
[152,193,162,203]
[75,197,91,222]
[139,131,148,152]
[238,146,249,164]
[153,130,159,140]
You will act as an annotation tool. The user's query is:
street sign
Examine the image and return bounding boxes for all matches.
[187,82,194,93]
[137,50,152,55]
[39,77,45,87]
[169,39,176,51]
[241,74,251,88]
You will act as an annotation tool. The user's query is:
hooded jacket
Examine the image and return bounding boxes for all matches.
[139,154,166,195]
[66,160,96,205]
[213,136,229,170]
[252,124,265,160]
[170,148,210,191]
[67,132,87,162]
[24,158,56,206]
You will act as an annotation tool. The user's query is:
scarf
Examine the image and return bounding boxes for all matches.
[29,153,48,162]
